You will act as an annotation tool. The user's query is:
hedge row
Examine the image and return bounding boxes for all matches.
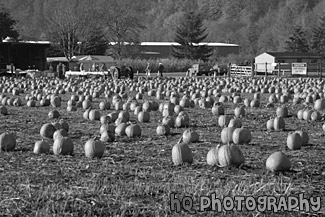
[115,58,218,73]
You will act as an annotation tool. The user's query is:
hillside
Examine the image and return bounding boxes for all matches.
[1,0,325,58]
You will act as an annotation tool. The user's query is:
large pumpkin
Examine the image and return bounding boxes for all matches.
[273,116,285,131]
[156,124,171,136]
[33,140,50,154]
[206,144,220,166]
[218,115,232,128]
[0,132,16,151]
[172,137,193,166]
[53,137,74,155]
[220,127,236,144]
[84,139,105,159]
[286,132,302,150]
[182,128,199,144]
[40,123,56,139]
[218,143,245,167]
[232,127,252,145]
[266,151,291,172]
[125,124,142,138]
[138,111,150,123]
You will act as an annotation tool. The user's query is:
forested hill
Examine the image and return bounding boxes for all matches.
[1,0,325,57]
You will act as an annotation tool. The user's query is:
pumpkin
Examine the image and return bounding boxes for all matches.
[99,101,110,110]
[243,98,251,107]
[218,115,232,128]
[162,116,175,128]
[82,100,92,109]
[175,114,190,128]
[234,106,245,118]
[89,109,100,121]
[51,96,61,108]
[125,124,142,138]
[27,100,36,107]
[115,123,129,136]
[297,109,304,120]
[287,132,302,150]
[221,127,236,144]
[218,143,245,167]
[53,129,69,140]
[311,110,321,121]
[172,137,193,166]
[84,139,105,159]
[33,140,50,154]
[0,132,16,151]
[162,107,174,117]
[138,111,150,123]
[174,105,183,114]
[118,111,130,122]
[108,112,119,122]
[142,101,152,112]
[276,106,288,118]
[206,145,220,166]
[322,123,325,132]
[40,123,56,139]
[266,118,274,131]
[232,127,252,145]
[100,124,116,134]
[314,98,325,111]
[273,116,285,131]
[302,109,312,121]
[0,106,8,115]
[211,103,225,116]
[266,151,291,172]
[228,118,242,128]
[53,136,74,155]
[48,110,60,119]
[100,130,115,142]
[134,105,142,116]
[250,99,260,108]
[13,98,22,106]
[83,108,91,120]
[294,130,308,145]
[59,119,69,132]
[156,124,171,136]
[182,128,199,144]
[100,115,112,125]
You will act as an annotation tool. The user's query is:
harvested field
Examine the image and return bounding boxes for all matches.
[0,75,324,217]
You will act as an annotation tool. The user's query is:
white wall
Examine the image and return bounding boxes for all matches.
[255,53,275,73]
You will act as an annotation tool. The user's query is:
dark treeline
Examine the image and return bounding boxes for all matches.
[1,0,325,60]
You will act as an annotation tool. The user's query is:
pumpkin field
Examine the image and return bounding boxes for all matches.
[0,74,324,216]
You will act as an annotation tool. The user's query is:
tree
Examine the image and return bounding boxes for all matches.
[0,6,19,40]
[311,15,325,56]
[285,25,309,52]
[172,11,212,61]
[100,0,146,59]
[46,1,106,60]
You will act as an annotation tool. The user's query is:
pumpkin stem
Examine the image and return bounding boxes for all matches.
[177,137,183,144]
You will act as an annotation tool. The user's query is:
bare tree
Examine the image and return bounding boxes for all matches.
[46,1,104,60]
[100,0,145,59]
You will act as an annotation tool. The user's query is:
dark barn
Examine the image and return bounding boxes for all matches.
[0,39,50,72]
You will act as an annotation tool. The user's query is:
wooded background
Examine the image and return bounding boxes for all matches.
[1,0,325,60]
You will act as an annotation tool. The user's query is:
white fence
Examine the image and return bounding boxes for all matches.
[230,65,252,76]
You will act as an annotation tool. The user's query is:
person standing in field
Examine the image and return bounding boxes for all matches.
[57,62,62,78]
[145,63,151,77]
[158,62,164,78]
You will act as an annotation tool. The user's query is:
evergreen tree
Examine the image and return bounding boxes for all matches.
[311,15,325,57]
[0,7,19,40]
[285,25,309,52]
[172,11,212,61]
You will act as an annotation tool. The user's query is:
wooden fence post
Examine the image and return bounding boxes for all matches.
[251,60,255,78]
[265,62,267,77]
[278,63,281,77]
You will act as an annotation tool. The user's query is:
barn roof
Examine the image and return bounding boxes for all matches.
[265,52,321,58]
[110,42,239,47]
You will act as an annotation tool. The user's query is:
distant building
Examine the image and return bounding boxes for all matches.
[110,42,240,59]
[255,52,322,74]
[0,37,50,72]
